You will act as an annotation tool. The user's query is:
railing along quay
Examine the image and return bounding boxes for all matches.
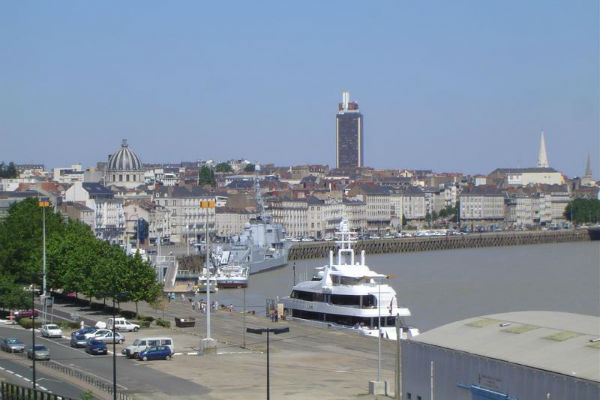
[10,351,132,400]
[288,229,594,260]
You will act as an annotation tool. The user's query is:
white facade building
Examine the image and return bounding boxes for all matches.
[64,182,125,243]
[152,186,216,244]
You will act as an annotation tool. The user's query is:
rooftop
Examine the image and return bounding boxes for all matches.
[411,311,600,382]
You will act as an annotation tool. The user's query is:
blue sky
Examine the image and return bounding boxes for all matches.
[1,1,598,177]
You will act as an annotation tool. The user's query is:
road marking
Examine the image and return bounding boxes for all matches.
[37,336,96,357]
[217,351,255,355]
[0,366,5,370]
[14,373,22,378]
[7,370,14,374]
[23,377,30,382]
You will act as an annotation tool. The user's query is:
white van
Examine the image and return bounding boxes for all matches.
[104,318,140,332]
[123,337,174,359]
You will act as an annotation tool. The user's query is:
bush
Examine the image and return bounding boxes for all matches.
[120,310,136,319]
[135,320,151,328]
[58,321,81,330]
[18,318,41,330]
[155,318,170,328]
[139,315,154,323]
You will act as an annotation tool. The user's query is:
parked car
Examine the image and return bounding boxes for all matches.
[137,345,172,361]
[96,318,140,332]
[70,332,89,348]
[74,326,97,339]
[0,337,25,353]
[123,337,174,359]
[85,339,108,355]
[92,329,125,344]
[14,309,39,319]
[27,345,50,360]
[40,324,63,338]
[107,318,140,332]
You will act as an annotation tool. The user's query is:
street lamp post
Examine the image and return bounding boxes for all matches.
[368,274,394,395]
[378,280,382,382]
[100,291,128,400]
[201,200,216,352]
[246,327,289,400]
[38,200,50,325]
[31,284,37,397]
[22,273,43,397]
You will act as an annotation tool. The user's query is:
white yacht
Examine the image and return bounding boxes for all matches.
[282,221,419,341]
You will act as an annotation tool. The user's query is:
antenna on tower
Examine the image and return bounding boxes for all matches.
[342,91,349,111]
[537,130,549,168]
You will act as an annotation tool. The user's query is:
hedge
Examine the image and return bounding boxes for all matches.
[156,318,170,328]
[18,318,42,330]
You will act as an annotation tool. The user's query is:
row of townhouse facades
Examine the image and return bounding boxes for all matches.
[459,184,572,230]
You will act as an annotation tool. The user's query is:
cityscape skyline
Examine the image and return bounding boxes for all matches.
[1,2,598,177]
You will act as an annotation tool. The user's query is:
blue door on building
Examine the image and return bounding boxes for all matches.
[457,383,517,400]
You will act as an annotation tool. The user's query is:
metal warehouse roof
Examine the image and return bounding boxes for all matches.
[411,311,600,382]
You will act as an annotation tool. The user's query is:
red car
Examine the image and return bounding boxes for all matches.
[15,309,39,319]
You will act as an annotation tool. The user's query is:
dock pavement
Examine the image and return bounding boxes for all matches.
[47,295,401,400]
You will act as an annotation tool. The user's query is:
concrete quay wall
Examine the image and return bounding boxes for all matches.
[288,229,593,261]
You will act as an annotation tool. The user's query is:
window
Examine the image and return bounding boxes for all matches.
[406,393,411,400]
[119,174,123,181]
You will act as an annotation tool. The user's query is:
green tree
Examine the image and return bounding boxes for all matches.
[244,163,256,173]
[124,252,162,317]
[0,198,65,309]
[215,162,233,173]
[46,220,99,300]
[0,198,65,279]
[0,162,17,178]
[564,199,600,225]
[198,166,216,187]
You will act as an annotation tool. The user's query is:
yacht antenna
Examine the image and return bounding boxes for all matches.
[335,220,356,265]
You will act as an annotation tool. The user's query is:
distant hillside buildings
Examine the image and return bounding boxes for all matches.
[1,130,598,245]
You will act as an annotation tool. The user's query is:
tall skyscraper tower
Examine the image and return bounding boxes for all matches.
[336,91,363,169]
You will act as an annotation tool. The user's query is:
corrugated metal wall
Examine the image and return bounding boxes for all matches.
[401,341,600,400]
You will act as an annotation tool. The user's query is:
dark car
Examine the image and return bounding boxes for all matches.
[70,332,88,348]
[0,337,25,353]
[85,339,108,355]
[27,345,50,360]
[15,309,39,319]
[137,345,172,361]
[74,326,97,338]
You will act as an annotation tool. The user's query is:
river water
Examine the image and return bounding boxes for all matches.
[207,241,599,332]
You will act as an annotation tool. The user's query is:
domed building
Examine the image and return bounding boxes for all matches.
[105,139,145,189]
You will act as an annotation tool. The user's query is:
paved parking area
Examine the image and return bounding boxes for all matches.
[40,299,397,399]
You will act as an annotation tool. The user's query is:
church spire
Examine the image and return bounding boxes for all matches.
[584,154,593,178]
[537,130,549,168]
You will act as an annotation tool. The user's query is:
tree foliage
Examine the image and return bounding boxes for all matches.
[244,163,256,173]
[438,205,458,219]
[0,162,17,178]
[0,198,162,311]
[215,162,233,173]
[198,166,216,187]
[564,199,600,224]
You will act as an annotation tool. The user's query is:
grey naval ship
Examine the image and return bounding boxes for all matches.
[227,167,290,275]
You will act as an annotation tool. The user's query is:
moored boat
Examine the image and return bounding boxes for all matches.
[281,220,419,340]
